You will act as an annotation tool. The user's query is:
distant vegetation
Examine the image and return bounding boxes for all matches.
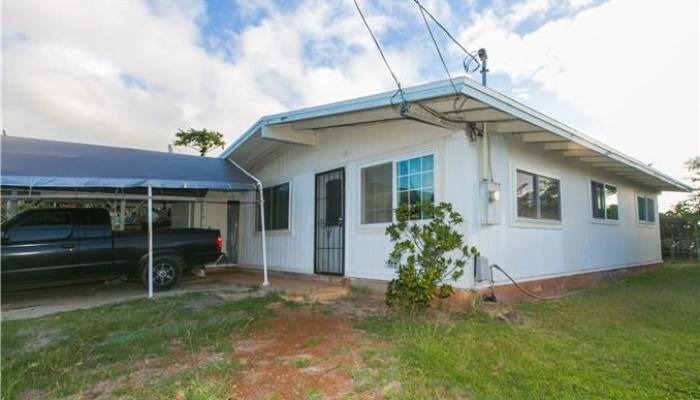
[662,157,700,260]
[173,128,225,156]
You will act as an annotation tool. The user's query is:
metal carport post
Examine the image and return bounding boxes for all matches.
[147,186,154,298]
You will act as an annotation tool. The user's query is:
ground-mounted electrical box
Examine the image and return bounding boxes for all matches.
[480,180,501,225]
[474,255,492,282]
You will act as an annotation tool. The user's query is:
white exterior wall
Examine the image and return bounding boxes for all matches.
[235,120,661,288]
[468,136,661,288]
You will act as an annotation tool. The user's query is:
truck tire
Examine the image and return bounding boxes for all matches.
[141,255,183,291]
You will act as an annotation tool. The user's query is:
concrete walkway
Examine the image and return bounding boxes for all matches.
[1,267,348,320]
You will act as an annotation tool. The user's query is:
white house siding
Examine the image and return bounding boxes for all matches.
[470,136,661,288]
[232,120,661,289]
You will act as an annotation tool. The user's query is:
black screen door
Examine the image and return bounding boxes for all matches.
[314,168,345,275]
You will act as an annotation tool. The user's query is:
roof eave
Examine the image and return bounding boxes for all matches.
[220,76,690,192]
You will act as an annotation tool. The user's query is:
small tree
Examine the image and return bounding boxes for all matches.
[385,202,477,315]
[662,156,700,258]
[173,128,226,156]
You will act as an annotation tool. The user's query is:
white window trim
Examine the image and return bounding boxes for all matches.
[635,192,657,226]
[589,179,621,225]
[510,164,563,229]
[255,180,293,233]
[357,149,439,229]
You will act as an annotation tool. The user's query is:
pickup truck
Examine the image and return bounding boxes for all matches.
[1,208,223,291]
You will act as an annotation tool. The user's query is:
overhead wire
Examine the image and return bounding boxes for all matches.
[352,0,406,109]
[416,1,458,96]
[353,0,484,137]
[410,0,484,121]
[412,0,481,75]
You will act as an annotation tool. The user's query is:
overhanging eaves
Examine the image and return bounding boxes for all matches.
[220,77,691,192]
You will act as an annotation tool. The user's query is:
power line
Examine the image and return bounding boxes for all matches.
[352,0,406,106]
[416,1,458,96]
[412,0,481,75]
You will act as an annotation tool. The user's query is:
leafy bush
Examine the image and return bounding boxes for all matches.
[385,202,477,314]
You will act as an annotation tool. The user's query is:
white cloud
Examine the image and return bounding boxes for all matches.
[457,0,699,209]
[1,0,697,210]
[1,0,421,153]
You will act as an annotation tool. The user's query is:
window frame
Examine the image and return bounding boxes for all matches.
[636,193,657,225]
[360,161,394,225]
[511,166,562,227]
[358,150,437,227]
[589,179,620,223]
[255,181,292,232]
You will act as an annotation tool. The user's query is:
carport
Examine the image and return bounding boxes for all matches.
[1,135,270,297]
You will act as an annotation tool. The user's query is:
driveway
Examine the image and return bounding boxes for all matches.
[1,267,347,320]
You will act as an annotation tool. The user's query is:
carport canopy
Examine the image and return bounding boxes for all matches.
[1,135,257,190]
[1,135,270,296]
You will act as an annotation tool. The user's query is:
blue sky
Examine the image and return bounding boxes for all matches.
[2,0,698,208]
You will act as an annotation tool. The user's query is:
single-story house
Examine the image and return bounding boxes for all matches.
[215,76,690,291]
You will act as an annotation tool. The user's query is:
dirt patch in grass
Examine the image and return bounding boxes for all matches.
[230,305,385,399]
[79,349,226,399]
[16,328,64,352]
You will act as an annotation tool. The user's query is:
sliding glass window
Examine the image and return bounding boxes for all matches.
[516,170,561,221]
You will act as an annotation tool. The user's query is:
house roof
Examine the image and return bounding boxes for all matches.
[220,76,691,192]
[1,135,258,191]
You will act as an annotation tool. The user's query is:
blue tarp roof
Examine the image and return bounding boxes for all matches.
[1,136,257,191]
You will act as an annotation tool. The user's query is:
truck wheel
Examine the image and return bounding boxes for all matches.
[141,255,183,291]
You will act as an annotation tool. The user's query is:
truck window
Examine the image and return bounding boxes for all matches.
[81,210,110,239]
[10,211,73,242]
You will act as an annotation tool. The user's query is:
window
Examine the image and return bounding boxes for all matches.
[256,183,290,231]
[516,169,561,221]
[591,181,619,220]
[637,195,656,223]
[359,154,436,224]
[397,155,434,219]
[10,211,73,242]
[81,209,111,239]
[361,162,392,224]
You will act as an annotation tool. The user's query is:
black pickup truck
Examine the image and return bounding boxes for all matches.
[1,208,222,291]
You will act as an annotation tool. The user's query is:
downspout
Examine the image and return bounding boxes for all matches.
[227,159,269,287]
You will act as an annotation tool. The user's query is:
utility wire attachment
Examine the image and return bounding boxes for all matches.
[416,0,458,97]
[412,0,481,75]
[353,0,406,109]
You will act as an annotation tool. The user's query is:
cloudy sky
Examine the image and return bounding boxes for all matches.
[2,0,698,209]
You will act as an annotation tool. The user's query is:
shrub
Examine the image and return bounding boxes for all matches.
[385,202,478,315]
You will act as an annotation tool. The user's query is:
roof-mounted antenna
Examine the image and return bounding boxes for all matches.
[477,48,488,86]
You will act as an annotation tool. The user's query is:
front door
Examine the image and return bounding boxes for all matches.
[226,201,240,264]
[314,168,345,275]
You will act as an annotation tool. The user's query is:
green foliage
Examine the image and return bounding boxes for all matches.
[384,202,477,314]
[173,128,226,156]
[662,157,700,244]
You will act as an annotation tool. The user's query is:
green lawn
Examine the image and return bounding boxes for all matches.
[359,263,700,399]
[2,263,700,399]
[1,290,281,399]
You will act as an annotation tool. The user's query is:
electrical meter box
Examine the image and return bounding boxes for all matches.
[474,256,492,282]
[481,180,501,225]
